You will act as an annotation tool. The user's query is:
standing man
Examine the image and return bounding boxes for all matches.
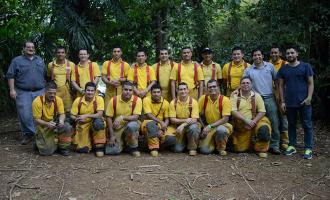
[200,48,222,92]
[47,46,75,114]
[127,49,156,99]
[169,82,201,156]
[152,48,176,101]
[243,48,281,154]
[269,46,289,150]
[222,46,250,96]
[170,47,204,100]
[71,49,101,98]
[6,41,46,145]
[101,46,130,109]
[277,46,314,159]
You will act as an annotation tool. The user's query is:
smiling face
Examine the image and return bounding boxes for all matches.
[270,48,280,62]
[56,48,66,61]
[252,50,264,65]
[23,42,35,56]
[112,48,122,60]
[159,50,169,62]
[181,48,192,62]
[178,84,189,99]
[286,48,298,63]
[136,51,147,65]
[207,81,219,95]
[240,78,252,92]
[202,52,213,62]
[85,86,96,100]
[232,50,243,63]
[45,88,57,102]
[79,50,89,62]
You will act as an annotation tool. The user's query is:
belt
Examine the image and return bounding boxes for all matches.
[16,87,43,92]
[261,95,274,100]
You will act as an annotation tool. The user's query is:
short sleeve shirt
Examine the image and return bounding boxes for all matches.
[169,97,199,119]
[105,95,142,118]
[33,96,65,122]
[47,60,75,87]
[201,61,222,85]
[198,94,231,124]
[170,62,204,90]
[127,65,156,90]
[71,62,101,89]
[143,96,169,121]
[71,95,104,122]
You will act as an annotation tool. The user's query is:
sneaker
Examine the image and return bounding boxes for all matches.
[58,149,69,156]
[20,135,34,145]
[269,147,281,155]
[258,152,268,158]
[281,143,289,150]
[150,150,158,157]
[219,150,227,156]
[303,149,313,159]
[284,146,297,156]
[76,146,89,153]
[189,150,197,156]
[131,151,141,157]
[95,151,104,157]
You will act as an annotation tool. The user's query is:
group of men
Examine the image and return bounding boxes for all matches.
[6,41,314,159]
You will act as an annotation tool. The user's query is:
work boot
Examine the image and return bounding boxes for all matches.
[21,135,34,145]
[219,150,227,156]
[258,152,268,158]
[131,151,141,157]
[269,147,281,155]
[150,150,158,157]
[189,150,197,156]
[281,143,288,150]
[95,151,104,157]
[58,149,69,156]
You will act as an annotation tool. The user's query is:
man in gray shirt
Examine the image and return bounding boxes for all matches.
[6,41,46,145]
[243,48,281,154]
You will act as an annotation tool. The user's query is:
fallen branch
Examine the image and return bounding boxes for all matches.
[137,165,161,168]
[169,176,194,200]
[234,163,257,196]
[9,173,28,200]
[307,191,325,198]
[0,169,31,171]
[272,187,288,200]
[15,184,40,190]
[128,187,152,196]
[57,176,64,200]
[300,194,309,200]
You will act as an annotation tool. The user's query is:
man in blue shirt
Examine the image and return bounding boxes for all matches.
[6,41,46,145]
[277,46,314,159]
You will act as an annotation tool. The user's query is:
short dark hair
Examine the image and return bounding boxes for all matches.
[79,49,89,54]
[112,46,122,50]
[45,81,57,90]
[240,76,253,83]
[56,46,66,52]
[178,82,188,89]
[136,48,147,56]
[232,46,243,53]
[159,48,169,53]
[84,82,96,90]
[270,44,281,51]
[181,46,192,52]
[151,84,162,92]
[207,79,218,87]
[285,45,298,52]
[122,81,134,88]
[251,48,264,57]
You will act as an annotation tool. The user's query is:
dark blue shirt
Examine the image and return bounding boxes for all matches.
[277,62,314,107]
[6,55,46,90]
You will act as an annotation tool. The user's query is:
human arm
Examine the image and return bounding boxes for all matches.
[8,78,16,100]
[301,76,314,105]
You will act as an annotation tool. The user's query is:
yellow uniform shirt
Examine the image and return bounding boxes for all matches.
[47,60,75,87]
[200,61,222,85]
[32,96,65,122]
[222,61,250,90]
[143,96,169,121]
[169,97,199,119]
[170,62,204,90]
[230,91,265,120]
[269,58,287,72]
[71,62,101,89]
[127,64,156,90]
[151,61,175,92]
[101,59,130,81]
[198,94,231,124]
[71,95,104,122]
[105,95,142,118]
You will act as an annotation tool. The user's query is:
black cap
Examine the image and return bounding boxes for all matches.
[202,48,213,54]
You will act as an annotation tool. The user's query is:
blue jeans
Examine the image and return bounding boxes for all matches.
[16,88,44,136]
[263,96,280,149]
[286,105,313,149]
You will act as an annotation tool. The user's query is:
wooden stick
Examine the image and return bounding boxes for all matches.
[0,169,31,171]
[234,163,257,195]
[57,176,64,200]
[9,173,27,200]
[272,187,288,200]
[169,176,194,200]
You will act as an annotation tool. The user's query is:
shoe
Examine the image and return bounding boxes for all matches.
[219,150,227,156]
[76,146,89,153]
[258,152,268,158]
[303,149,313,159]
[189,150,197,156]
[95,151,104,157]
[281,143,289,150]
[269,148,281,155]
[150,150,158,157]
[131,151,141,157]
[59,149,69,156]
[20,135,34,145]
[284,146,297,156]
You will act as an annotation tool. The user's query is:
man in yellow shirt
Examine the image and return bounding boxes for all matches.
[141,84,176,157]
[127,49,156,99]
[169,82,201,156]
[101,46,130,109]
[170,47,204,100]
[222,46,250,96]
[198,80,232,155]
[269,46,289,150]
[47,46,75,113]
[105,81,143,157]
[71,49,101,97]
[230,77,272,158]
[152,48,176,101]
[200,48,222,93]
[71,82,106,157]
[32,81,71,156]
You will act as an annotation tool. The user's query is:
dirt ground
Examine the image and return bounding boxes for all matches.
[0,117,329,200]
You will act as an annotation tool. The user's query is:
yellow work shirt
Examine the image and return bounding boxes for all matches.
[200,61,222,85]
[105,95,142,118]
[71,95,104,122]
[47,60,75,87]
[198,94,231,124]
[269,58,287,72]
[222,61,250,90]
[101,59,130,80]
[32,96,65,122]
[170,61,204,90]
[71,62,101,89]
[169,97,199,119]
[151,61,175,92]
[143,96,169,121]
[230,91,265,120]
[127,64,156,90]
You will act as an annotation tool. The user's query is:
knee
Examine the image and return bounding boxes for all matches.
[92,118,105,131]
[257,125,271,142]
[146,121,159,138]
[163,136,176,147]
[126,121,139,133]
[172,144,185,153]
[199,146,211,155]
[187,124,201,137]
[215,126,228,141]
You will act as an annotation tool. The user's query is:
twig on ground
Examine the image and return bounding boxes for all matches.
[0,169,31,171]
[191,175,203,186]
[300,194,309,200]
[169,176,194,200]
[9,173,28,200]
[307,191,325,198]
[272,187,288,200]
[234,163,258,196]
[128,187,152,196]
[137,165,161,168]
[57,176,65,200]
[184,177,193,189]
[15,184,40,189]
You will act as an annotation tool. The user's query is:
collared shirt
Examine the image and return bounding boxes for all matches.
[169,96,199,119]
[71,95,104,122]
[200,61,222,85]
[127,64,156,90]
[32,95,65,122]
[269,58,287,72]
[71,62,101,88]
[243,61,276,97]
[105,95,142,118]
[151,61,175,92]
[222,61,251,90]
[198,94,231,124]
[143,96,169,121]
[170,61,204,90]
[47,59,75,87]
[6,55,46,90]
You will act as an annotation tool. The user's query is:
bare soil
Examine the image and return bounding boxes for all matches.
[0,117,329,200]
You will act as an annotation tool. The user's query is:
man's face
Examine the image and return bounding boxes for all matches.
[178,85,189,98]
[181,49,192,61]
[85,86,95,99]
[232,50,243,63]
[56,49,66,60]
[122,85,133,100]
[23,42,35,56]
[252,50,264,65]
[286,48,298,63]
[45,89,57,102]
[159,50,169,62]
[112,48,122,60]
[136,52,147,65]
[240,78,252,92]
[202,52,213,62]
[207,81,219,95]
[270,48,280,61]
[79,50,89,62]
[151,88,162,102]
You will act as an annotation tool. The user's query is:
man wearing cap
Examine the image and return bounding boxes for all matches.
[200,48,222,93]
